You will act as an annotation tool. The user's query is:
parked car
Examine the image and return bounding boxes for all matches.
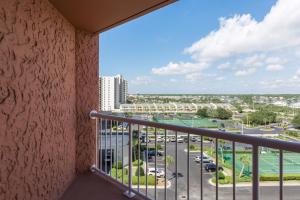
[157,151,163,156]
[244,146,252,150]
[184,137,188,143]
[148,168,165,178]
[148,150,163,157]
[194,154,213,163]
[191,137,198,142]
[205,163,223,172]
[223,145,231,150]
[170,137,176,142]
[156,137,164,142]
[177,138,184,143]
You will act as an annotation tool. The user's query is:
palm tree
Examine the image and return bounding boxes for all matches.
[239,155,250,178]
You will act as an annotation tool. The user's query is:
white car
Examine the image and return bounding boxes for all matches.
[147,168,165,178]
[177,138,184,143]
[194,154,213,163]
[156,137,164,142]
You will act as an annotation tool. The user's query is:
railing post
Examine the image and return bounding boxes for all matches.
[154,128,157,200]
[279,150,283,200]
[215,139,219,200]
[164,129,167,200]
[89,110,99,172]
[146,126,149,197]
[252,145,259,200]
[187,133,190,200]
[200,136,203,200]
[232,142,236,200]
[175,131,178,200]
[124,123,135,198]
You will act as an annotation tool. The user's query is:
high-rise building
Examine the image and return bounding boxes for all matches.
[100,75,128,111]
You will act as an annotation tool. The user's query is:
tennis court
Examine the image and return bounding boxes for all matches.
[154,117,219,128]
[223,151,300,175]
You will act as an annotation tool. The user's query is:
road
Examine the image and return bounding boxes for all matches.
[143,141,300,200]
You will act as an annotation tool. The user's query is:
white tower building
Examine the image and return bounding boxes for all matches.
[100,75,128,111]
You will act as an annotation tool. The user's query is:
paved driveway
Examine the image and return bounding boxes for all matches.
[144,141,300,200]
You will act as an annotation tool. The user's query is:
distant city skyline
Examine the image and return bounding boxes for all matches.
[100,0,300,94]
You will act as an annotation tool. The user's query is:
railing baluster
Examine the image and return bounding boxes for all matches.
[146,126,149,197]
[232,142,236,200]
[138,125,140,192]
[215,139,219,200]
[122,122,124,184]
[175,131,178,200]
[164,129,167,200]
[105,120,107,174]
[252,145,259,200]
[155,128,157,200]
[116,121,118,180]
[99,118,102,171]
[279,149,283,200]
[124,123,135,198]
[95,118,99,169]
[200,136,203,200]
[110,120,113,176]
[187,133,190,200]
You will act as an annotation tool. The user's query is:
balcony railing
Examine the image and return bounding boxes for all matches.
[89,111,300,200]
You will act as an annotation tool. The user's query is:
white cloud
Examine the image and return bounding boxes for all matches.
[235,68,257,76]
[131,76,153,85]
[266,64,284,71]
[215,76,225,81]
[295,49,300,58]
[260,77,300,89]
[293,69,300,79]
[233,54,286,74]
[235,54,265,68]
[184,73,216,82]
[152,62,208,75]
[147,0,300,92]
[260,69,300,90]
[218,62,230,70]
[184,0,300,63]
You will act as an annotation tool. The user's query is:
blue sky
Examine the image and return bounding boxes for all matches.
[100,0,300,94]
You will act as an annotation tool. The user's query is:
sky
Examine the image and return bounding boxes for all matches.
[100,0,300,94]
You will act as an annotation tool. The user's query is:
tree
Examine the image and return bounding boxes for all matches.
[233,103,243,113]
[292,114,300,128]
[164,155,175,167]
[245,110,277,125]
[215,108,232,120]
[196,108,209,118]
[239,155,250,178]
[135,166,145,176]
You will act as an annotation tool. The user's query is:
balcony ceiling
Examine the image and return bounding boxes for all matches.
[49,0,176,33]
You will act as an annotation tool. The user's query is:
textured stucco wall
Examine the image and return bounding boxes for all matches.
[0,0,77,199]
[75,30,99,173]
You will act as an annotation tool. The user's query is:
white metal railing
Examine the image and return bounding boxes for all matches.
[89,110,300,200]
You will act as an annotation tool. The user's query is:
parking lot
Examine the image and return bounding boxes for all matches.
[142,139,300,200]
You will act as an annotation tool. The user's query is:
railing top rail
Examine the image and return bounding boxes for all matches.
[91,111,300,153]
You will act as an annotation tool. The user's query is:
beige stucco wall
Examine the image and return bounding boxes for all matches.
[0,0,98,199]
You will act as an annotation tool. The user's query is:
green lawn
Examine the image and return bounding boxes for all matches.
[154,117,219,128]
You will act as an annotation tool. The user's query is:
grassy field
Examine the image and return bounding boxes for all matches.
[154,117,219,128]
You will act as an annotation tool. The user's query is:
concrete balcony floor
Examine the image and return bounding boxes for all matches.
[61,172,144,200]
